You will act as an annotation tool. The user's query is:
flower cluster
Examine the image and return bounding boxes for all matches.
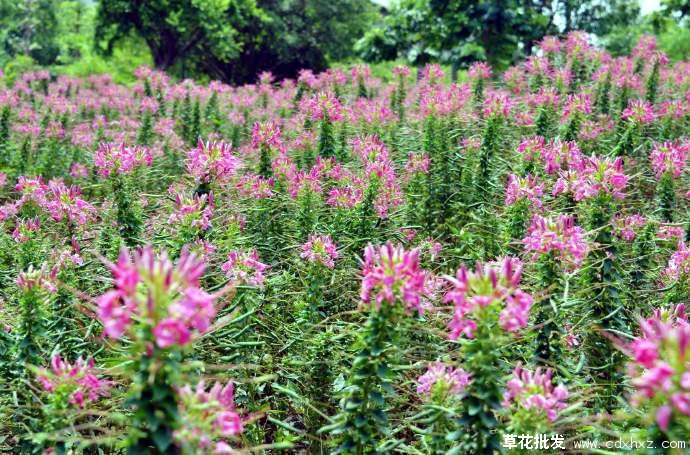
[502,363,569,422]
[168,189,214,231]
[444,257,534,339]
[660,241,690,287]
[417,362,471,399]
[626,308,690,432]
[622,99,656,124]
[650,141,689,179]
[360,243,428,315]
[36,354,111,408]
[221,249,268,287]
[175,380,246,453]
[611,214,647,241]
[523,215,589,267]
[300,234,339,268]
[187,139,241,184]
[94,142,153,177]
[96,246,219,349]
[553,155,629,201]
[505,174,544,208]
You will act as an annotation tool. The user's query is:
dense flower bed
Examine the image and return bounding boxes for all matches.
[1,32,690,452]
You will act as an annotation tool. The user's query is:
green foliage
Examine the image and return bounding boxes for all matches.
[0,0,60,67]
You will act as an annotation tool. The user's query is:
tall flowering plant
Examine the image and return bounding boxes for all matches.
[624,306,690,443]
[414,363,471,452]
[324,243,428,453]
[523,214,588,363]
[175,380,249,453]
[95,246,224,452]
[95,142,153,247]
[443,257,534,451]
[649,141,688,222]
[502,363,569,434]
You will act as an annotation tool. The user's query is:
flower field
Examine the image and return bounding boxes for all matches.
[1,32,690,453]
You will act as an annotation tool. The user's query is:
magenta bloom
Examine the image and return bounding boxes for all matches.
[36,354,111,408]
[187,139,241,184]
[502,363,569,422]
[444,257,534,339]
[505,174,544,207]
[626,307,690,432]
[360,242,429,315]
[221,249,268,287]
[176,380,245,450]
[650,141,689,179]
[94,142,152,177]
[417,362,471,398]
[622,99,656,124]
[468,61,492,80]
[523,215,588,268]
[95,246,219,348]
[300,234,339,268]
[153,319,191,348]
[553,155,629,201]
[660,242,690,287]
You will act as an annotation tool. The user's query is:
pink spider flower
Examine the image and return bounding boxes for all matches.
[553,155,629,201]
[404,152,430,178]
[622,99,656,124]
[660,242,690,287]
[251,120,283,150]
[12,218,40,243]
[360,243,428,315]
[483,91,513,118]
[187,139,241,184]
[611,214,647,241]
[562,93,592,121]
[517,136,546,162]
[505,174,544,208]
[300,234,338,268]
[444,257,534,339]
[36,354,111,408]
[523,215,588,268]
[469,62,492,80]
[302,91,343,121]
[95,246,220,349]
[650,141,689,179]
[236,174,274,199]
[417,362,471,399]
[221,249,268,287]
[168,190,214,231]
[94,142,152,177]
[44,179,97,225]
[175,380,246,452]
[625,308,690,432]
[502,363,569,422]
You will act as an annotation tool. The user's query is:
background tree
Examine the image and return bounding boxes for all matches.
[0,0,60,67]
[95,0,375,84]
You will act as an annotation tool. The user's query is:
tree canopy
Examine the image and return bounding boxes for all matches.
[95,0,376,84]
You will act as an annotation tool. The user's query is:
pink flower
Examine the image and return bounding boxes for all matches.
[650,141,689,179]
[94,142,152,177]
[469,62,492,80]
[502,363,569,422]
[176,380,246,449]
[153,318,191,348]
[445,257,533,339]
[36,354,111,408]
[221,249,268,287]
[505,174,544,207]
[187,139,241,184]
[523,215,588,268]
[300,234,338,268]
[96,246,219,344]
[622,99,656,124]
[360,242,428,315]
[417,362,471,397]
[562,93,592,121]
